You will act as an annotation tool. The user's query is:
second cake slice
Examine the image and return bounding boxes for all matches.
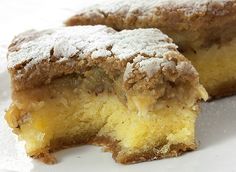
[65,0,236,99]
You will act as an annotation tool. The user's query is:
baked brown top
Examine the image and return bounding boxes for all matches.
[65,0,236,48]
[7,25,199,91]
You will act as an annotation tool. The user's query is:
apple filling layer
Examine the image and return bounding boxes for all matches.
[6,69,205,164]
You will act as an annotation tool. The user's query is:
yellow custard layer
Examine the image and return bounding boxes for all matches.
[6,73,199,161]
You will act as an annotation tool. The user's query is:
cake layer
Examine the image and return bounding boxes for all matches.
[65,0,236,98]
[186,38,236,98]
[6,73,201,164]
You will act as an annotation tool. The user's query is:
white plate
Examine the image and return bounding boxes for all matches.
[1,0,236,171]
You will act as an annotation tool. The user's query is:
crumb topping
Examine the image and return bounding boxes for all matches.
[8,25,177,69]
[66,0,236,27]
[65,0,236,49]
[7,25,198,91]
[81,0,234,17]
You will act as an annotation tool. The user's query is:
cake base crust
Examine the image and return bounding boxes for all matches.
[32,136,196,164]
[93,137,196,164]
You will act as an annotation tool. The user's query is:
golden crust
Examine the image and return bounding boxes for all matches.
[7,26,199,92]
[31,135,196,164]
[93,136,197,164]
[65,0,236,48]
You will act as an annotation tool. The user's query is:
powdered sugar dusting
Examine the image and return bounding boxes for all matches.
[176,61,198,76]
[139,58,167,78]
[8,26,115,69]
[7,25,202,91]
[53,39,78,59]
[8,26,178,76]
[123,62,133,81]
[91,49,112,59]
[86,0,231,17]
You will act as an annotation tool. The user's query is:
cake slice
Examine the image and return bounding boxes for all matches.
[65,0,236,99]
[5,26,207,164]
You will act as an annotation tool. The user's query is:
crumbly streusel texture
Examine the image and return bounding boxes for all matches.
[6,26,207,164]
[8,25,199,91]
[65,0,236,99]
[65,0,236,48]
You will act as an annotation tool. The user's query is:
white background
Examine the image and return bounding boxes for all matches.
[0,0,236,171]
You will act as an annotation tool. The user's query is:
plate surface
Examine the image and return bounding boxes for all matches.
[1,0,236,171]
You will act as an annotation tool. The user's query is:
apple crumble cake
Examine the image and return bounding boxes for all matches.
[5,25,207,164]
[65,0,236,99]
